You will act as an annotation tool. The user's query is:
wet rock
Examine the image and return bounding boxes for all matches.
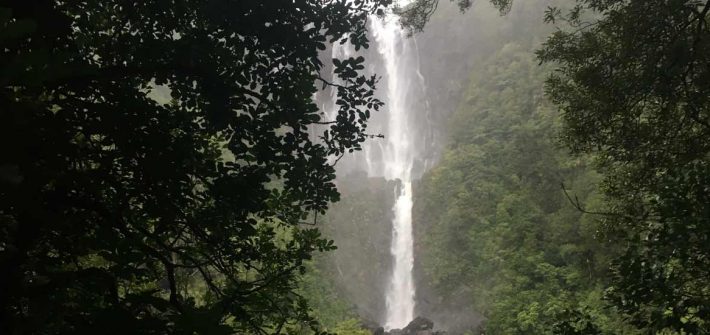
[361,319,382,333]
[403,317,434,334]
[370,316,443,335]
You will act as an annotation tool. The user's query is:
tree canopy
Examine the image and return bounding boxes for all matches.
[538,0,710,332]
[0,0,389,333]
[413,37,632,335]
[395,0,512,32]
[3,0,710,334]
[410,0,710,333]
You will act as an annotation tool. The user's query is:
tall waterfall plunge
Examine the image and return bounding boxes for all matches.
[370,16,417,330]
[322,5,433,329]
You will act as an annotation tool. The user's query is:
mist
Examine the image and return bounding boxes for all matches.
[313,0,563,332]
[3,0,708,334]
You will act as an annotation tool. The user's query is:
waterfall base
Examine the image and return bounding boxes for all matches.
[366,317,447,335]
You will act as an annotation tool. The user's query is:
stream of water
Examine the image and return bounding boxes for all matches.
[369,12,419,330]
[326,4,425,328]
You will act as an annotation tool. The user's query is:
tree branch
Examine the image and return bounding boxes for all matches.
[560,182,647,222]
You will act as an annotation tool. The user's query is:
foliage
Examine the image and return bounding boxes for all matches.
[413,40,635,334]
[538,0,710,332]
[317,174,396,324]
[331,319,372,335]
[396,0,513,32]
[298,260,358,330]
[410,0,710,333]
[551,309,602,335]
[0,0,390,333]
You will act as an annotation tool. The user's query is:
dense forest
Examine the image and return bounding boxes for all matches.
[1,0,709,334]
[413,0,710,333]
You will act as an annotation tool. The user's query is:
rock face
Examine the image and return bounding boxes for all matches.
[403,317,434,334]
[321,174,397,322]
[376,317,445,335]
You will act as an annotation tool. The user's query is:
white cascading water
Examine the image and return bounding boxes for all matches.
[325,2,425,329]
[370,11,418,330]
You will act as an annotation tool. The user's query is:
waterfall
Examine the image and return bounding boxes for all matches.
[370,13,419,330]
[324,2,428,329]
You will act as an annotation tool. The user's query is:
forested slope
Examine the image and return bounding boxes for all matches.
[412,32,635,335]
[410,0,710,332]
[300,1,710,334]
[298,174,398,334]
[4,0,707,334]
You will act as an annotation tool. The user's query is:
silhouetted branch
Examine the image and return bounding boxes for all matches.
[560,182,648,222]
[317,76,355,90]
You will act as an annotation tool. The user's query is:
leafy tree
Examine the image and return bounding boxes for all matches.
[413,40,632,335]
[413,0,710,333]
[0,0,388,333]
[551,309,602,335]
[298,260,359,331]
[330,318,372,335]
[395,0,512,32]
[538,0,710,332]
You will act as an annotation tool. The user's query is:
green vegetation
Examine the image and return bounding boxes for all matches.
[0,1,389,333]
[414,40,631,334]
[299,173,396,332]
[412,0,710,334]
[539,0,710,332]
[2,0,709,334]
